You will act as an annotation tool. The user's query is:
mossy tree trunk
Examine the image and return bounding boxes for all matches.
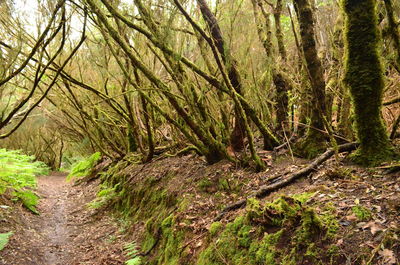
[294,0,328,158]
[342,0,393,165]
[273,0,287,60]
[272,0,291,134]
[251,0,292,134]
[197,0,246,152]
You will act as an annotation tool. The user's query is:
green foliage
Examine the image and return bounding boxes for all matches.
[67,152,101,181]
[87,184,118,209]
[12,190,39,214]
[0,232,13,251]
[0,149,49,213]
[124,241,142,265]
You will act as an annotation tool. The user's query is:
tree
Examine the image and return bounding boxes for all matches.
[293,0,328,158]
[342,0,394,165]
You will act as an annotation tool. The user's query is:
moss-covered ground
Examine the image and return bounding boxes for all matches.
[91,153,400,265]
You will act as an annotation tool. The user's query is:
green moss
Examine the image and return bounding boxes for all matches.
[197,178,214,193]
[237,225,252,248]
[198,215,253,265]
[198,194,341,264]
[178,195,192,211]
[280,249,297,265]
[319,205,340,239]
[294,124,327,159]
[162,214,174,228]
[352,205,372,221]
[246,197,263,221]
[342,0,394,166]
[209,222,223,237]
[261,196,303,226]
[249,230,283,265]
[157,215,185,265]
[301,209,322,236]
[217,177,230,191]
[291,192,316,204]
[327,245,340,261]
[142,231,157,253]
[305,243,319,259]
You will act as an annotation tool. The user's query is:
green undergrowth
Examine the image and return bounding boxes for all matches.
[95,160,193,264]
[197,194,340,265]
[67,152,101,181]
[124,241,142,265]
[94,159,342,264]
[0,149,49,213]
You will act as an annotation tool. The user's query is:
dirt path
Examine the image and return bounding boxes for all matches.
[0,173,127,265]
[37,174,71,265]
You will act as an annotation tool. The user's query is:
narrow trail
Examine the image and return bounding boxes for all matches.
[37,173,71,265]
[0,173,126,265]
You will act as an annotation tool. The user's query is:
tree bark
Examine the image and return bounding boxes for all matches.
[197,0,245,152]
[294,0,328,158]
[343,0,393,165]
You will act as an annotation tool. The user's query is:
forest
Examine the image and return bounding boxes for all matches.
[0,0,399,264]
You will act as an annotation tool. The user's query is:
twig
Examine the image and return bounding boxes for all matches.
[366,231,388,265]
[282,127,294,162]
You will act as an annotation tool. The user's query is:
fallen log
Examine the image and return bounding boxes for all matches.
[214,142,358,221]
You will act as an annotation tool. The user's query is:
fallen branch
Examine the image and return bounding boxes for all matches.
[214,142,358,221]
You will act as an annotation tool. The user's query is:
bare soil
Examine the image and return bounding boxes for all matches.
[0,172,127,265]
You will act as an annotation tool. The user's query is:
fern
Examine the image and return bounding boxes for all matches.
[126,257,141,265]
[0,149,48,213]
[124,241,142,265]
[0,232,13,251]
[67,152,101,181]
[12,190,39,214]
[87,184,118,209]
